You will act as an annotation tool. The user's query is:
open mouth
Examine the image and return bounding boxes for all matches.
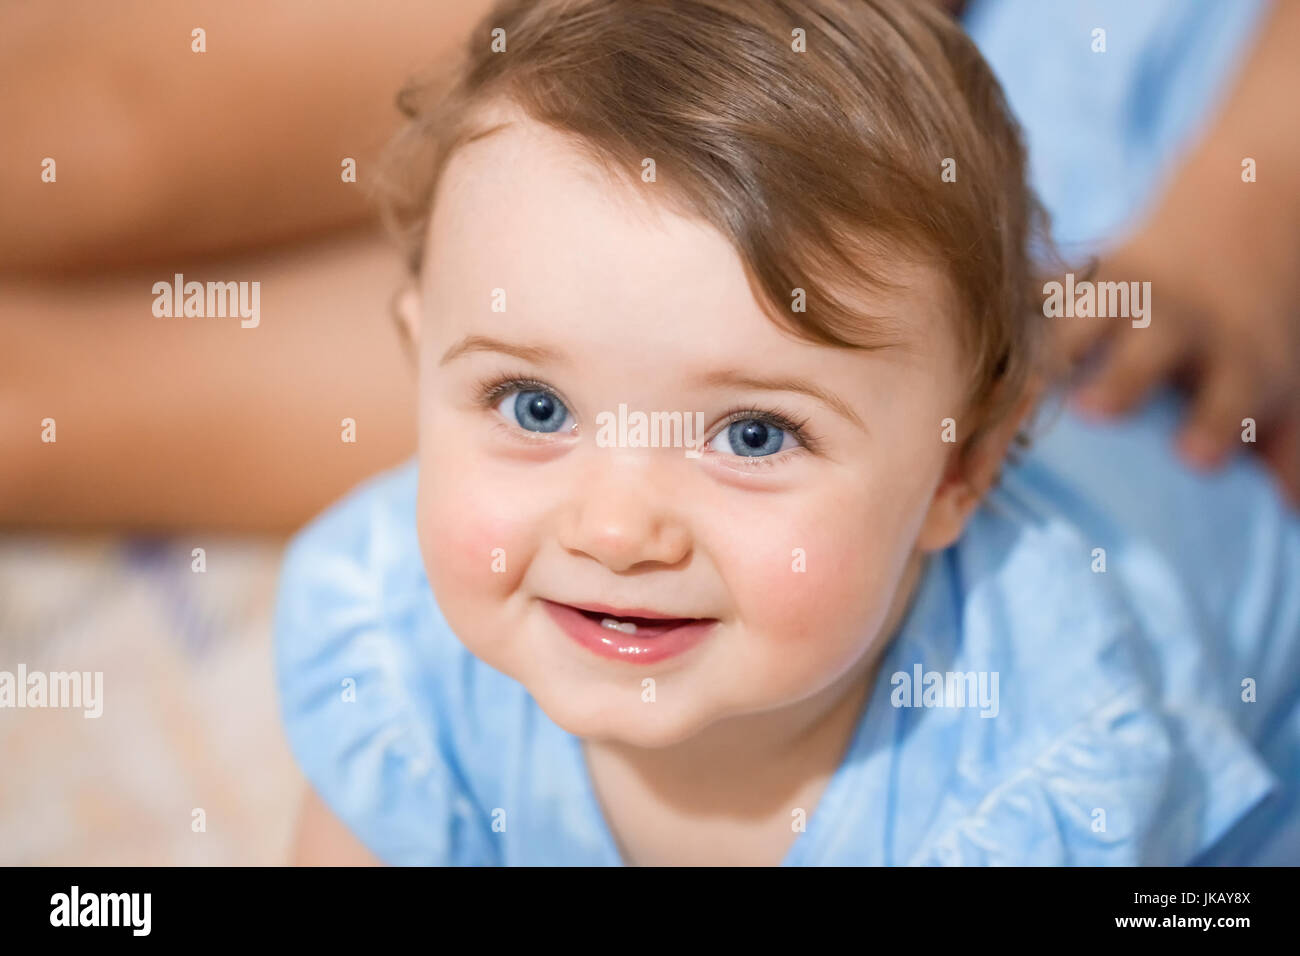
[541,599,717,663]
[570,606,700,637]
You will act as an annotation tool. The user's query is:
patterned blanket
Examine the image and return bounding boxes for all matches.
[0,533,301,865]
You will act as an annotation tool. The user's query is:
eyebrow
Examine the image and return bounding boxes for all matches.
[699,370,867,431]
[439,335,866,431]
[439,335,567,367]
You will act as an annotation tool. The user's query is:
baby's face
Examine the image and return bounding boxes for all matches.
[410,115,970,747]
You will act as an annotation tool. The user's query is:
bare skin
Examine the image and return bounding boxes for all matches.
[579,558,909,866]
[0,0,495,531]
[3,0,1297,534]
[1,229,416,532]
[0,0,493,271]
[291,787,382,867]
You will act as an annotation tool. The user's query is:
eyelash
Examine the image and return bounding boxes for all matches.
[714,405,820,456]
[477,373,557,409]
[474,373,821,459]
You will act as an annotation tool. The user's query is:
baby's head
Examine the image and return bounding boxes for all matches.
[382,0,1052,747]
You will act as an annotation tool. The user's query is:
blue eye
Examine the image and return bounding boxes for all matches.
[708,418,797,457]
[497,388,571,433]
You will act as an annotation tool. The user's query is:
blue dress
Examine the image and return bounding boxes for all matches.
[273,388,1299,864]
[274,0,1297,864]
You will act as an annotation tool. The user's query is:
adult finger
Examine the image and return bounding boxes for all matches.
[1176,358,1258,470]
[1056,309,1118,367]
[1070,321,1186,417]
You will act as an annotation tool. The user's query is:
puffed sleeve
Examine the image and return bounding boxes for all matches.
[273,467,491,865]
[910,424,1288,865]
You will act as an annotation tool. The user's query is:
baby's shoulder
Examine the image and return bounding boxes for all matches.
[910,392,1300,863]
[1012,389,1300,708]
[273,461,525,865]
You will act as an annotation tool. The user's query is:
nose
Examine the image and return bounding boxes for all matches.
[556,453,692,572]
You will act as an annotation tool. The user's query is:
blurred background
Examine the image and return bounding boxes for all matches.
[2,0,1297,864]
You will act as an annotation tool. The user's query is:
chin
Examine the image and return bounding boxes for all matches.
[530,684,718,750]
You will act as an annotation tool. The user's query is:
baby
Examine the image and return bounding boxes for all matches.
[275,0,1300,865]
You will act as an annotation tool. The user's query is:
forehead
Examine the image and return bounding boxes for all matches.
[422,113,958,376]
[425,114,725,301]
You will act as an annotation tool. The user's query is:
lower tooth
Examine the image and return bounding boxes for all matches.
[600,617,638,635]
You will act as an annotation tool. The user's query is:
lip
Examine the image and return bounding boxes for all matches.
[560,600,696,621]
[541,599,716,665]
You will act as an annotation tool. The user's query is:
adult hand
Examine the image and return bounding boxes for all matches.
[1056,0,1300,506]
[1059,224,1300,505]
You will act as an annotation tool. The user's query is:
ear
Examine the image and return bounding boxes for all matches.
[394,282,422,350]
[915,377,1044,552]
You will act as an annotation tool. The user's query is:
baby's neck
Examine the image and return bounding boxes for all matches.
[582,549,929,864]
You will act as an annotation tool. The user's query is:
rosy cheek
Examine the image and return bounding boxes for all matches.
[418,458,527,598]
[725,514,887,656]
[724,537,828,635]
[425,500,523,593]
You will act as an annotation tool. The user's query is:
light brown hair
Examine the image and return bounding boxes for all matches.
[375,0,1060,456]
